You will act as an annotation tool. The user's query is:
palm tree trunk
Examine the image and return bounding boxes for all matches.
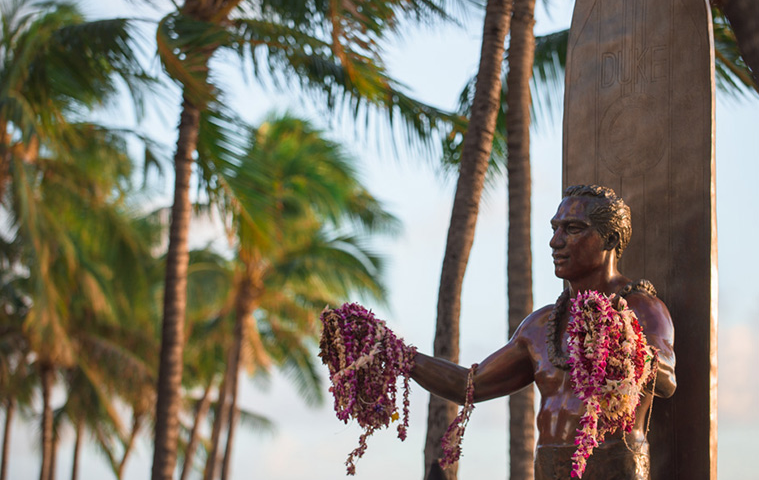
[218,319,246,480]
[0,122,10,202]
[1,399,14,480]
[203,355,234,480]
[118,415,142,479]
[71,420,82,480]
[424,1,513,478]
[94,427,120,477]
[219,405,239,480]
[719,0,759,86]
[218,352,241,480]
[505,1,536,479]
[39,364,54,480]
[151,96,202,480]
[48,433,59,480]
[216,274,256,480]
[180,384,213,480]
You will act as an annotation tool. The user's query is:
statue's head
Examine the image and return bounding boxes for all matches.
[562,184,631,260]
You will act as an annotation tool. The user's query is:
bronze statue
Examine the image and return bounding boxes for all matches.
[411,185,676,480]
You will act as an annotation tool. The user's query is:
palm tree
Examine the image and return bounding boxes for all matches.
[0,4,154,474]
[59,227,160,480]
[9,145,125,480]
[0,0,152,194]
[0,400,14,480]
[425,0,513,477]
[0,291,32,480]
[178,248,236,480]
[1,118,158,480]
[32,152,160,480]
[504,1,537,478]
[194,114,394,480]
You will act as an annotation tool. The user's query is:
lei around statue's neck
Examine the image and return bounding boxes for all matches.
[546,278,654,371]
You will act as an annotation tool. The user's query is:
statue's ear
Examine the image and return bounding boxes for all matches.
[605,232,620,251]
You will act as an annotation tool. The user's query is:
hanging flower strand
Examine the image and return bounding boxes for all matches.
[318,303,417,475]
[439,363,479,469]
[566,291,659,478]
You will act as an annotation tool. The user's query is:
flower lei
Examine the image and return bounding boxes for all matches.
[439,363,478,469]
[318,303,417,475]
[546,289,572,371]
[566,291,658,478]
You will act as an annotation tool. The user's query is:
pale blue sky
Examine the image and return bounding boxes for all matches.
[6,1,759,479]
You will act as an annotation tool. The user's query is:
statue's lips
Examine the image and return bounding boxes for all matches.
[552,253,569,265]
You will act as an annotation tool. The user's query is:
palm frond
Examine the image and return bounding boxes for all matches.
[156,12,227,105]
[712,7,758,96]
[259,323,323,406]
[236,406,276,434]
[230,18,461,153]
[530,28,568,124]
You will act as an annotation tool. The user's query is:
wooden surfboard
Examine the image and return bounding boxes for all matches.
[562,0,717,478]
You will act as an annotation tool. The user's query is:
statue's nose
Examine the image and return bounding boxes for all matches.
[549,229,564,249]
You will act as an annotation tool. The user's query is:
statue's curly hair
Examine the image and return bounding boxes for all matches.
[563,185,631,259]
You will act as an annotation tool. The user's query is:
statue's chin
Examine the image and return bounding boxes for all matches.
[553,266,569,280]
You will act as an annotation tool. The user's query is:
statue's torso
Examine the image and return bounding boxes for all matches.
[522,282,658,447]
[525,303,653,479]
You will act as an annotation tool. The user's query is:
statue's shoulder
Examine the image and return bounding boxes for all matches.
[532,304,555,322]
[509,304,554,344]
[618,279,674,332]
[519,304,554,330]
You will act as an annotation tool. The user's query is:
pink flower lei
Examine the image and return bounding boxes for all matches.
[566,291,658,478]
[318,303,417,475]
[439,363,478,469]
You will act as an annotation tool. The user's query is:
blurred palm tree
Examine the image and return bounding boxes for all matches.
[178,248,237,480]
[504,1,536,478]
[0,0,154,194]
[0,2,155,476]
[7,130,162,480]
[425,0,513,474]
[191,114,396,480]
[0,279,33,480]
[49,203,162,480]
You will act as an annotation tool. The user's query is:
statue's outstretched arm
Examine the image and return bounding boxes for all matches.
[410,314,538,404]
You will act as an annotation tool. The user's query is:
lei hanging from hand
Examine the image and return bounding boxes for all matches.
[439,363,478,469]
[318,303,417,475]
[566,291,658,478]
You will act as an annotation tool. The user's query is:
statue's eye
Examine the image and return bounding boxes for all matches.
[567,225,584,234]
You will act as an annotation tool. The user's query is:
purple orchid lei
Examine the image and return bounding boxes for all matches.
[318,303,417,475]
[439,363,478,469]
[566,291,658,478]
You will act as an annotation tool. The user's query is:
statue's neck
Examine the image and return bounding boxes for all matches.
[567,264,628,297]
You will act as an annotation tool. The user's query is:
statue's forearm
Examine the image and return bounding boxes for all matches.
[410,339,534,404]
[410,352,469,405]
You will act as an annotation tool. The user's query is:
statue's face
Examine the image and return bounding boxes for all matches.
[549,197,607,281]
